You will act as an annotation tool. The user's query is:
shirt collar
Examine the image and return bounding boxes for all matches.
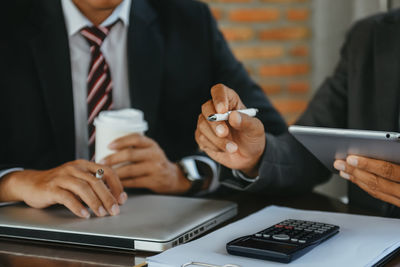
[61,0,131,37]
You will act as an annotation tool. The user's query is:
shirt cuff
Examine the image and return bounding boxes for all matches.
[219,168,259,191]
[232,169,260,183]
[0,168,24,179]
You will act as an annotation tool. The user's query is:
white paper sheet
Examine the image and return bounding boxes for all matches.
[147,205,400,267]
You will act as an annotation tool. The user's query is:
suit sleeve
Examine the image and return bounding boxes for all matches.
[242,23,353,195]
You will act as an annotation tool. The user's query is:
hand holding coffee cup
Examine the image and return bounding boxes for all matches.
[97,110,192,194]
[94,109,148,165]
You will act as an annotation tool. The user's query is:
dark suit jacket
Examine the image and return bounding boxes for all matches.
[246,10,400,218]
[0,0,286,177]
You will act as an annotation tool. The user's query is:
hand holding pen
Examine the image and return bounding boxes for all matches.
[195,84,266,178]
[207,108,259,122]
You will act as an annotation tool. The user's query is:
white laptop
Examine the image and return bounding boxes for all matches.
[0,194,237,252]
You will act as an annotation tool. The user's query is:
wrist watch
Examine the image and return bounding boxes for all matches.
[178,157,208,195]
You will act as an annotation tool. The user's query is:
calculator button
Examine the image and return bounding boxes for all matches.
[255,233,262,237]
[263,234,270,238]
[291,238,298,242]
[272,234,290,241]
[298,240,306,243]
[304,229,313,232]
[275,224,284,228]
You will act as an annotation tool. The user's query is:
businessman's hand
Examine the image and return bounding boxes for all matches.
[101,134,191,194]
[195,84,266,178]
[334,156,400,208]
[0,160,126,218]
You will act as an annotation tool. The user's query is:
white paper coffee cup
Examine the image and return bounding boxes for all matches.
[94,109,148,163]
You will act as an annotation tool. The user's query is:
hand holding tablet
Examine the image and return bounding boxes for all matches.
[289,126,400,171]
[289,126,400,208]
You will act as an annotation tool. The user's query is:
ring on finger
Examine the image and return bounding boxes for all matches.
[96,168,104,179]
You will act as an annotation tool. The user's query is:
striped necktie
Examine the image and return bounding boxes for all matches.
[80,23,116,161]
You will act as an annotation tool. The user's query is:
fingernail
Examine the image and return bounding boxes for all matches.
[217,103,225,113]
[216,125,225,136]
[333,161,346,171]
[340,171,350,180]
[119,192,128,204]
[98,206,107,216]
[81,209,90,219]
[226,142,238,153]
[108,142,116,149]
[234,112,242,125]
[347,156,358,167]
[111,204,120,216]
[99,159,106,165]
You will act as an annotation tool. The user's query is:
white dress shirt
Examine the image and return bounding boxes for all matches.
[61,0,132,159]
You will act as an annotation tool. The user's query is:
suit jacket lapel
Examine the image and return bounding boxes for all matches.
[128,0,164,138]
[373,15,400,131]
[29,1,75,163]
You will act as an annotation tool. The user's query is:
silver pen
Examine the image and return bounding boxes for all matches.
[207,108,259,122]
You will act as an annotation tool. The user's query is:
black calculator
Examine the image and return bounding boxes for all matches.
[226,219,340,263]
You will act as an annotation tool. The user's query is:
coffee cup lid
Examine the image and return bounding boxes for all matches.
[94,109,148,132]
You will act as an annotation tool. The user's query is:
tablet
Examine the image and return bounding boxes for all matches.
[289,126,400,171]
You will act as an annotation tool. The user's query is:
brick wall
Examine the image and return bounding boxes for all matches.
[201,0,312,123]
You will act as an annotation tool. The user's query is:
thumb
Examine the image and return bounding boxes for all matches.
[228,111,264,137]
[228,111,266,170]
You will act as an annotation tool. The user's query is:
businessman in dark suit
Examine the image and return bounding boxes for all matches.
[196,10,400,218]
[0,0,286,218]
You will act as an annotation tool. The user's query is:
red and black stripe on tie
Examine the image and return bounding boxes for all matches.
[81,24,115,161]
